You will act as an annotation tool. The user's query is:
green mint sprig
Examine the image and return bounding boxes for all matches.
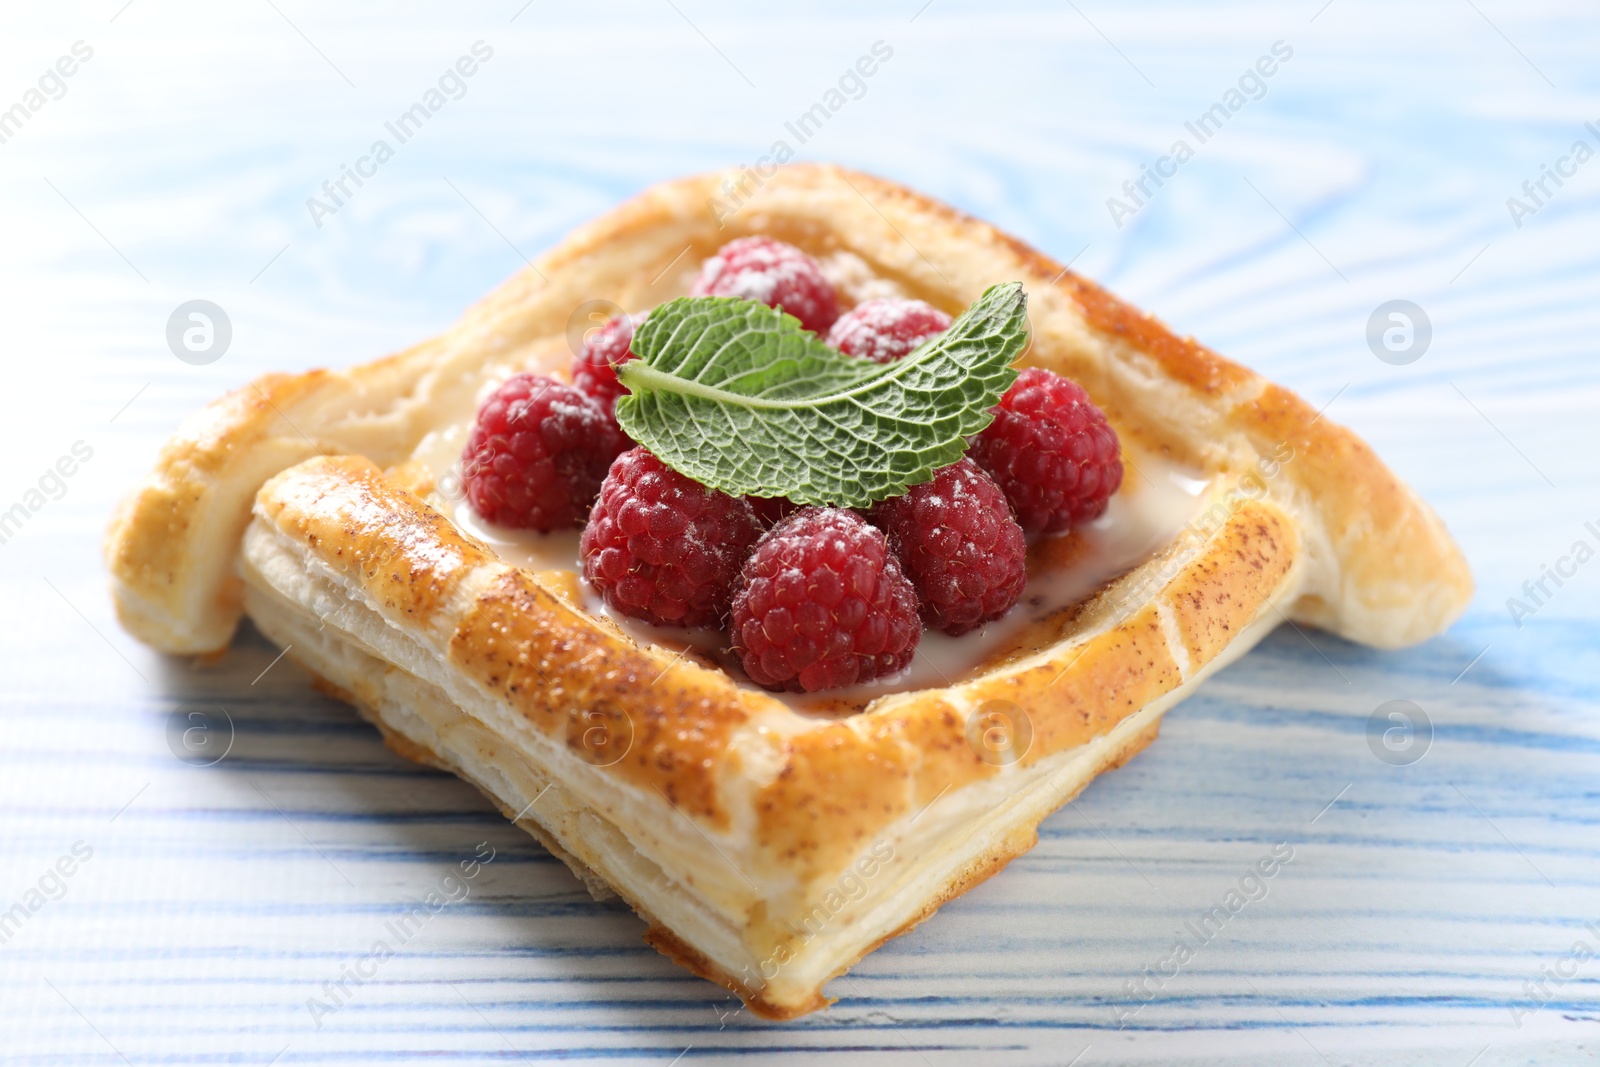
[614,282,1026,508]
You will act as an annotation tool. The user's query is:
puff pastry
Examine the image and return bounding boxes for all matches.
[105,164,1472,1018]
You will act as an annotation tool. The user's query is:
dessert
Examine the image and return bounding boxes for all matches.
[103,165,1472,1018]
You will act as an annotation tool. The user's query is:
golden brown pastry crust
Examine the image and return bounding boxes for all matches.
[104,164,1472,1017]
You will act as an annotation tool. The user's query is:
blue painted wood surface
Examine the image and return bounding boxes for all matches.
[1,1,1596,1062]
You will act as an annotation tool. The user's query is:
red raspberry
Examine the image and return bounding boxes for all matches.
[690,236,840,334]
[731,508,920,692]
[868,459,1027,636]
[461,374,627,531]
[967,368,1123,537]
[571,314,635,418]
[826,298,952,363]
[581,448,763,628]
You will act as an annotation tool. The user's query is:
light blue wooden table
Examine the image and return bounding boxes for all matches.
[1,1,1595,1063]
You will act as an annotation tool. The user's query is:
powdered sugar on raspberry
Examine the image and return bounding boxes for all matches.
[827,298,952,363]
[690,236,840,334]
[701,252,783,304]
[460,373,626,531]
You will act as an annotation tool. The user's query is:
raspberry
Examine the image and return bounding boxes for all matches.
[731,508,920,692]
[461,374,627,531]
[868,459,1027,636]
[827,298,952,363]
[690,236,840,334]
[581,448,763,628]
[967,368,1123,537]
[571,314,635,418]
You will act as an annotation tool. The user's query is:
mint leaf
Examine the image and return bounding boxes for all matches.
[614,282,1026,508]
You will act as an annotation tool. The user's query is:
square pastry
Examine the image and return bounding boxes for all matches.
[105,165,1471,1018]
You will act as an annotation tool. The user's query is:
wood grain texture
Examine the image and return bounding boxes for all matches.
[0,1,1595,1063]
